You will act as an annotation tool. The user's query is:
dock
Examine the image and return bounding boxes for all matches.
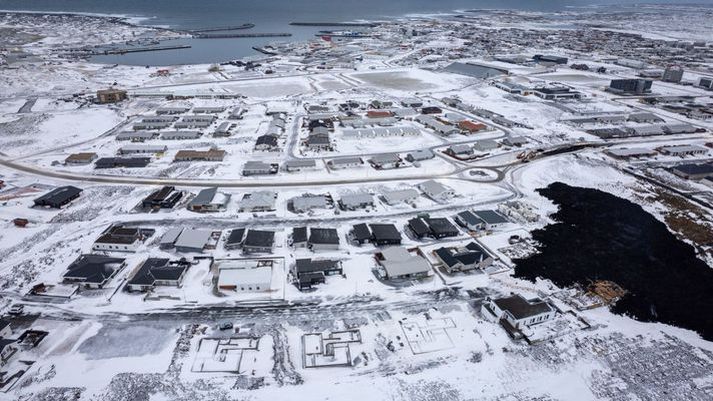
[98,45,192,55]
[189,24,255,33]
[290,22,377,27]
[194,33,292,39]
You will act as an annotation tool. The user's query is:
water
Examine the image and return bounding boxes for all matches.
[514,183,713,341]
[0,0,697,65]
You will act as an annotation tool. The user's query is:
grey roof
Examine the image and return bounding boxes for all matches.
[380,247,431,277]
[419,180,451,196]
[239,191,277,210]
[473,210,509,224]
[293,195,329,211]
[160,131,202,140]
[226,228,245,245]
[293,226,308,243]
[329,157,363,166]
[189,187,218,207]
[309,228,339,245]
[369,153,401,164]
[382,188,419,204]
[160,227,184,246]
[285,159,317,169]
[243,229,275,248]
[340,193,374,208]
[442,62,507,79]
[116,131,157,141]
[174,229,212,251]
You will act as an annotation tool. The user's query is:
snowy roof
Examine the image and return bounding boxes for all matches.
[340,193,374,207]
[380,247,431,278]
[218,266,271,288]
[382,189,419,203]
[174,229,212,251]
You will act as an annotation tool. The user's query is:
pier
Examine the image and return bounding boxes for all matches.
[194,33,292,39]
[97,45,192,55]
[189,24,255,33]
[290,22,377,27]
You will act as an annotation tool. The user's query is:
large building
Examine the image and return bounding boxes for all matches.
[33,186,83,209]
[662,66,684,83]
[96,88,127,104]
[607,79,653,95]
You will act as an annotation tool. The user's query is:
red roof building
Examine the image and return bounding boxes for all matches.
[458,120,487,133]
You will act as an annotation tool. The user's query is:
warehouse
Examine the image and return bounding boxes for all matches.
[670,163,713,180]
[156,107,190,115]
[174,149,226,162]
[118,144,167,155]
[95,157,151,169]
[33,186,83,209]
[657,145,709,157]
[161,131,203,140]
[116,131,159,142]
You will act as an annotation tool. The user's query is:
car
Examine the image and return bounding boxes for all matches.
[218,321,233,330]
[8,304,24,315]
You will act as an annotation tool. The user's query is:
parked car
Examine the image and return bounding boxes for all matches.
[218,321,233,330]
[8,304,24,315]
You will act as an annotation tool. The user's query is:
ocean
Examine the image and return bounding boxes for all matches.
[0,0,696,65]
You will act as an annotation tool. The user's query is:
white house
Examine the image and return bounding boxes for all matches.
[482,294,555,330]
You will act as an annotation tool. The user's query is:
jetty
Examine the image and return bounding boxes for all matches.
[189,24,255,33]
[97,45,191,55]
[194,33,292,39]
[290,22,377,27]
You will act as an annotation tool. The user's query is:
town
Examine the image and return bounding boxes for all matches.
[0,4,712,401]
